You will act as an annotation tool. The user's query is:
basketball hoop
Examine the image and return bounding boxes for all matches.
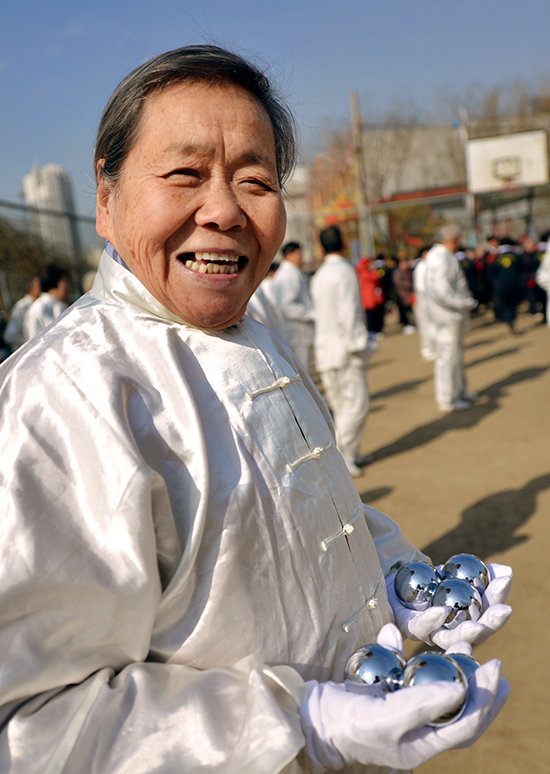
[465,130,548,194]
[494,156,522,194]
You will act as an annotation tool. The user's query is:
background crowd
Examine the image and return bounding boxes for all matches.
[246,222,550,473]
[3,224,549,471]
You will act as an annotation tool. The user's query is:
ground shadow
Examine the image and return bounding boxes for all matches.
[358,486,393,505]
[470,316,500,330]
[466,346,520,368]
[420,473,550,564]
[406,472,550,658]
[466,337,506,349]
[369,365,550,464]
[368,405,383,414]
[371,378,428,401]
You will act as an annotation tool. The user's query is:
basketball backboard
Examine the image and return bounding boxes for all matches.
[465,130,549,194]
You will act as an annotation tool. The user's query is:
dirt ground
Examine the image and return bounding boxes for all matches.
[348,304,550,773]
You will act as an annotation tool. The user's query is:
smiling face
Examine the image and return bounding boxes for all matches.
[96,81,287,329]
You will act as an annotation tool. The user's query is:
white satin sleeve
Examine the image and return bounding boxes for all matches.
[3,657,305,774]
[0,374,306,773]
[363,505,430,576]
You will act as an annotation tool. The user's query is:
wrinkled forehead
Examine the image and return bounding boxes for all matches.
[135,79,275,146]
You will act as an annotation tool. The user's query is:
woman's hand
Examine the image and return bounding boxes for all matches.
[386,563,512,649]
[299,623,509,771]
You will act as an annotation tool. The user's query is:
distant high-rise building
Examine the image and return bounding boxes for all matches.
[22,164,80,260]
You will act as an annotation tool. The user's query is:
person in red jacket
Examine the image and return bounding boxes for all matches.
[356,256,385,339]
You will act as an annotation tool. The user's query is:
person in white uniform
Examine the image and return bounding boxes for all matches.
[412,246,436,361]
[3,274,41,351]
[311,226,373,478]
[246,260,285,335]
[22,264,71,340]
[0,46,511,774]
[272,241,315,369]
[424,225,478,412]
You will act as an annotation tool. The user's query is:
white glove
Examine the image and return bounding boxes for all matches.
[386,562,513,649]
[300,623,509,771]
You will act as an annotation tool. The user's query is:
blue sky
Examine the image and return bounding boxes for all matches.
[1,0,549,216]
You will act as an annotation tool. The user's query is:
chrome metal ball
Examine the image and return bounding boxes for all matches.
[442,553,489,593]
[430,577,482,627]
[401,652,468,726]
[344,643,405,692]
[394,561,442,611]
[447,652,480,682]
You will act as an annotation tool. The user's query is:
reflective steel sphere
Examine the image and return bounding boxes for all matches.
[448,652,480,682]
[430,577,482,627]
[344,643,405,692]
[442,553,489,593]
[401,652,468,726]
[394,561,442,611]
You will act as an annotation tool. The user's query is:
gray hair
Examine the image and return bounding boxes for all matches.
[94,45,296,186]
[437,223,461,243]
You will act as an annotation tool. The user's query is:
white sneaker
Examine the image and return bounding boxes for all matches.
[438,399,470,412]
[346,462,363,478]
[421,349,436,361]
[454,399,471,410]
[403,325,416,335]
[461,392,479,402]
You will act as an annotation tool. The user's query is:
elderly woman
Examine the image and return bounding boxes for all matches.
[0,46,511,773]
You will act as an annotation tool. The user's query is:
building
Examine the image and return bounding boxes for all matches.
[22,164,80,261]
[283,165,315,269]
[308,112,550,253]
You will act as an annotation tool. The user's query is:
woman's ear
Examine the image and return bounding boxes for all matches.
[95,161,114,241]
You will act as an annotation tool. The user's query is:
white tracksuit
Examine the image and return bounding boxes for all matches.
[424,243,476,406]
[311,253,370,466]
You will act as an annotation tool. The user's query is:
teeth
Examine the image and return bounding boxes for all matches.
[184,259,239,275]
[195,252,239,263]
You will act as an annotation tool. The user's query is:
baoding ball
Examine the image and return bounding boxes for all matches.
[447,652,480,682]
[344,643,405,692]
[401,652,468,726]
[442,553,489,593]
[394,561,442,611]
[430,577,482,627]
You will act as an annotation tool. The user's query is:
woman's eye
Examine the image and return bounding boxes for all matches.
[243,178,274,192]
[165,168,200,180]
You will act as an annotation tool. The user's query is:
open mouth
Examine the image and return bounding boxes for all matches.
[178,252,247,275]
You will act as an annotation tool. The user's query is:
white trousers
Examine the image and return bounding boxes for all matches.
[415,300,435,358]
[320,362,369,465]
[433,322,467,405]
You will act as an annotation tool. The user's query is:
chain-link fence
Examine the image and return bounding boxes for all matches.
[0,199,105,314]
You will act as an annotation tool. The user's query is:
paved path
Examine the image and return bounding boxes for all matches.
[351,306,549,773]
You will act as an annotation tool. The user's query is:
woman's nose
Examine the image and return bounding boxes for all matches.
[194,181,247,231]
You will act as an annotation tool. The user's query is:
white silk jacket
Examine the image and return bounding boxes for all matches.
[423,243,474,326]
[310,254,368,373]
[0,251,422,774]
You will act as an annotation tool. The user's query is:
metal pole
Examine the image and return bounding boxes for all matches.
[350,91,375,256]
[459,107,477,246]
